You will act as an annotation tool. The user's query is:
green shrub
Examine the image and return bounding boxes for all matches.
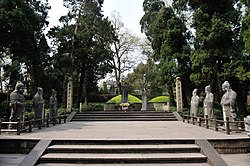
[148,96,170,103]
[88,103,104,110]
[58,107,68,115]
[106,94,142,104]
[25,100,33,113]
[26,111,35,120]
[213,108,223,119]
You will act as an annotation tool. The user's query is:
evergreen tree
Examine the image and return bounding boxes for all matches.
[189,0,249,116]
[140,0,191,107]
[0,0,50,93]
[49,0,115,105]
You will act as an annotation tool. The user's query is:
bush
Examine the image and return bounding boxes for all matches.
[26,111,35,120]
[88,103,104,110]
[58,107,68,115]
[213,108,223,119]
[106,94,142,104]
[25,100,34,113]
[148,96,170,103]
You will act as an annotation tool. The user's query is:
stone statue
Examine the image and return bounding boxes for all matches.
[244,116,250,132]
[33,87,45,120]
[8,81,26,129]
[190,89,199,117]
[49,89,58,122]
[203,85,214,120]
[220,81,237,129]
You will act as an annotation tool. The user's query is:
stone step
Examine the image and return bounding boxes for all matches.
[75,112,174,114]
[73,115,176,118]
[38,139,207,165]
[39,153,207,164]
[71,111,178,122]
[51,139,196,145]
[47,144,200,153]
[71,118,178,121]
[74,114,175,116]
[37,163,210,166]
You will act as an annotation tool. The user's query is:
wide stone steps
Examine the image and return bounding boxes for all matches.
[46,144,201,153]
[37,140,208,165]
[38,163,209,166]
[39,153,207,164]
[71,111,178,121]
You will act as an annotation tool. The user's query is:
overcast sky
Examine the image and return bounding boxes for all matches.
[47,0,145,35]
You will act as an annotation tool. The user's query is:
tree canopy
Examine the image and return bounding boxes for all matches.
[0,0,249,115]
[48,0,116,105]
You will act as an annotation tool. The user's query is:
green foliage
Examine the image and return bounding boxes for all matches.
[49,0,116,104]
[25,100,33,112]
[0,0,50,89]
[140,0,191,106]
[26,111,34,120]
[58,107,68,115]
[85,103,104,110]
[190,0,243,87]
[106,94,142,104]
[148,96,170,103]
[124,61,163,98]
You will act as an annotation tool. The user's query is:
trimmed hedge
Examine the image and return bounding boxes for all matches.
[106,94,142,104]
[148,96,170,103]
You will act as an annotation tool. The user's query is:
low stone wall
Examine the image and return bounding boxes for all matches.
[0,138,249,154]
[104,103,141,111]
[0,139,39,154]
[208,138,250,154]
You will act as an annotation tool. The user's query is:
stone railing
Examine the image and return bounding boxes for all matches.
[182,114,245,135]
[0,113,67,135]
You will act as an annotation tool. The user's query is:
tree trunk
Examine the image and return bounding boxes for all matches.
[77,73,84,106]
[83,71,88,107]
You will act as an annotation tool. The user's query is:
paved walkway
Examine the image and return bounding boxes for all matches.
[1,121,249,140]
[0,121,249,166]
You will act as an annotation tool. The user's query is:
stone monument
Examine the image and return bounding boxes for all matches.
[33,87,45,120]
[67,77,73,112]
[121,85,129,103]
[120,85,130,111]
[8,81,26,129]
[203,85,214,120]
[176,77,183,112]
[190,89,199,117]
[141,89,147,111]
[220,81,237,129]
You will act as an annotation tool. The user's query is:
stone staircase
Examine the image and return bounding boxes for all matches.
[37,139,208,165]
[70,111,180,121]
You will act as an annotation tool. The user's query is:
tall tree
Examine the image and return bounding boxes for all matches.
[0,0,50,93]
[140,0,191,107]
[189,0,248,116]
[241,0,250,54]
[49,0,115,106]
[109,11,140,89]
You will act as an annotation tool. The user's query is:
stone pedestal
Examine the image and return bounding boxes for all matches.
[176,77,183,112]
